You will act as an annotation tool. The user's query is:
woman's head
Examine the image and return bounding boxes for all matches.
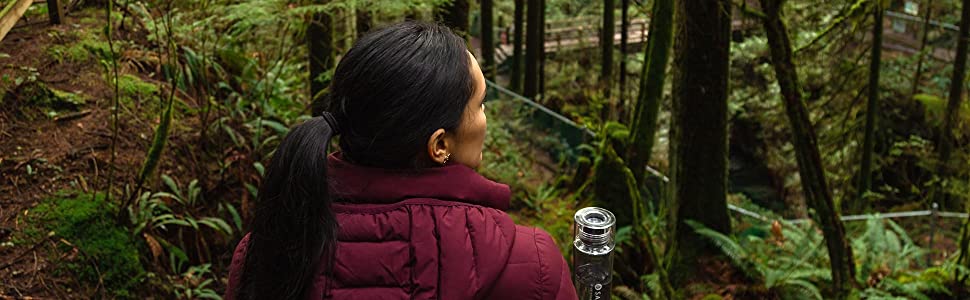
[325,21,488,169]
[238,21,487,300]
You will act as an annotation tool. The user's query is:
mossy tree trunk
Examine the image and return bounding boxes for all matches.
[618,0,629,117]
[857,2,882,208]
[308,7,333,111]
[512,0,524,92]
[601,0,615,101]
[938,0,970,208]
[668,0,731,286]
[759,0,857,297]
[437,0,470,35]
[481,0,495,80]
[524,0,542,98]
[627,0,673,184]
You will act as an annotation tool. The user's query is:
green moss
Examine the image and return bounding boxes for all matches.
[4,81,85,119]
[48,44,92,63]
[46,28,113,63]
[118,74,159,100]
[31,192,145,298]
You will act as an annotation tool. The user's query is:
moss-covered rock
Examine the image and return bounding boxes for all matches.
[3,81,86,119]
[31,192,145,298]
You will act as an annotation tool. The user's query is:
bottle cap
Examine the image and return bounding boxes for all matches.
[574,207,616,246]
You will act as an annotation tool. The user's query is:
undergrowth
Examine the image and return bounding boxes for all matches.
[29,192,145,298]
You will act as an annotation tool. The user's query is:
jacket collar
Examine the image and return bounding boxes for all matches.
[327,153,511,210]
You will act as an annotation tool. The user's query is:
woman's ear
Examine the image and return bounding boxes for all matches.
[427,128,450,165]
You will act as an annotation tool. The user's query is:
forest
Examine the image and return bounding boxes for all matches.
[2,0,970,298]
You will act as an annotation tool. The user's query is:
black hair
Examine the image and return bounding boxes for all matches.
[236,21,474,299]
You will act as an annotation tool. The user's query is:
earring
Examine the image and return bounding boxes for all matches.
[442,153,451,165]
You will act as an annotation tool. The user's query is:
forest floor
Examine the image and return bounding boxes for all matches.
[0,8,196,297]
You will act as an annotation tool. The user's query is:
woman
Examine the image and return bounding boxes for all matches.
[225,22,577,300]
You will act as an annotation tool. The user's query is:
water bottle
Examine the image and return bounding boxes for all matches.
[572,207,616,300]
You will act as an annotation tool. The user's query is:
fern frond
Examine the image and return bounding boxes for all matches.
[777,278,823,300]
[685,220,761,279]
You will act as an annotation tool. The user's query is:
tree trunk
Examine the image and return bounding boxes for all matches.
[602,0,615,100]
[938,0,970,208]
[857,2,882,208]
[355,8,371,38]
[437,0,470,35]
[668,0,731,285]
[910,0,934,99]
[308,9,333,115]
[512,0,524,93]
[619,0,629,118]
[759,0,857,297]
[538,0,546,99]
[628,0,673,184]
[481,0,495,80]
[524,0,542,98]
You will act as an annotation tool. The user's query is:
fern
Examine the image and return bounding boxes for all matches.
[778,278,824,300]
[685,220,760,279]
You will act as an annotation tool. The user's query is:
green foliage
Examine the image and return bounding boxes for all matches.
[31,192,145,298]
[172,264,223,300]
[688,218,828,300]
[46,27,113,64]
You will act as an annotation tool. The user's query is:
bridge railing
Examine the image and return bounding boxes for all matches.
[0,0,63,42]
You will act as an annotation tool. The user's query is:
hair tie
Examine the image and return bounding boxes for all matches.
[320,112,342,135]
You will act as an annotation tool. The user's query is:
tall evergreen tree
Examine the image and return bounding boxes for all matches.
[619,0,630,114]
[857,1,882,208]
[308,7,333,114]
[481,0,495,80]
[758,0,857,297]
[524,0,542,98]
[512,0,524,92]
[601,0,615,100]
[668,0,732,285]
[938,0,970,207]
[627,0,673,183]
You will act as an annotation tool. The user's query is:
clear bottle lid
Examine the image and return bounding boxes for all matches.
[574,207,616,247]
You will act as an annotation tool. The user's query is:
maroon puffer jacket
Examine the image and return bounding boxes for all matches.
[225,154,578,300]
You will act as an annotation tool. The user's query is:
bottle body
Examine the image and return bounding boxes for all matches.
[573,240,613,300]
[572,207,615,300]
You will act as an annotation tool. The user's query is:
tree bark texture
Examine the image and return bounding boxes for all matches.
[602,0,615,100]
[628,0,673,184]
[481,0,495,80]
[308,10,333,115]
[524,0,542,98]
[858,2,882,206]
[668,0,732,285]
[759,0,857,297]
[619,0,630,116]
[512,0,524,92]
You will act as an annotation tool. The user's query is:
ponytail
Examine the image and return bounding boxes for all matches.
[237,115,340,299]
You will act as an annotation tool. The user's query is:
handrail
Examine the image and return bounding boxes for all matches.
[0,0,32,41]
[485,78,597,138]
[885,10,959,32]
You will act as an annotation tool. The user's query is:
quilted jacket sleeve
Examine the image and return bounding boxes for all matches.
[487,225,577,300]
[535,229,579,300]
[224,233,250,300]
